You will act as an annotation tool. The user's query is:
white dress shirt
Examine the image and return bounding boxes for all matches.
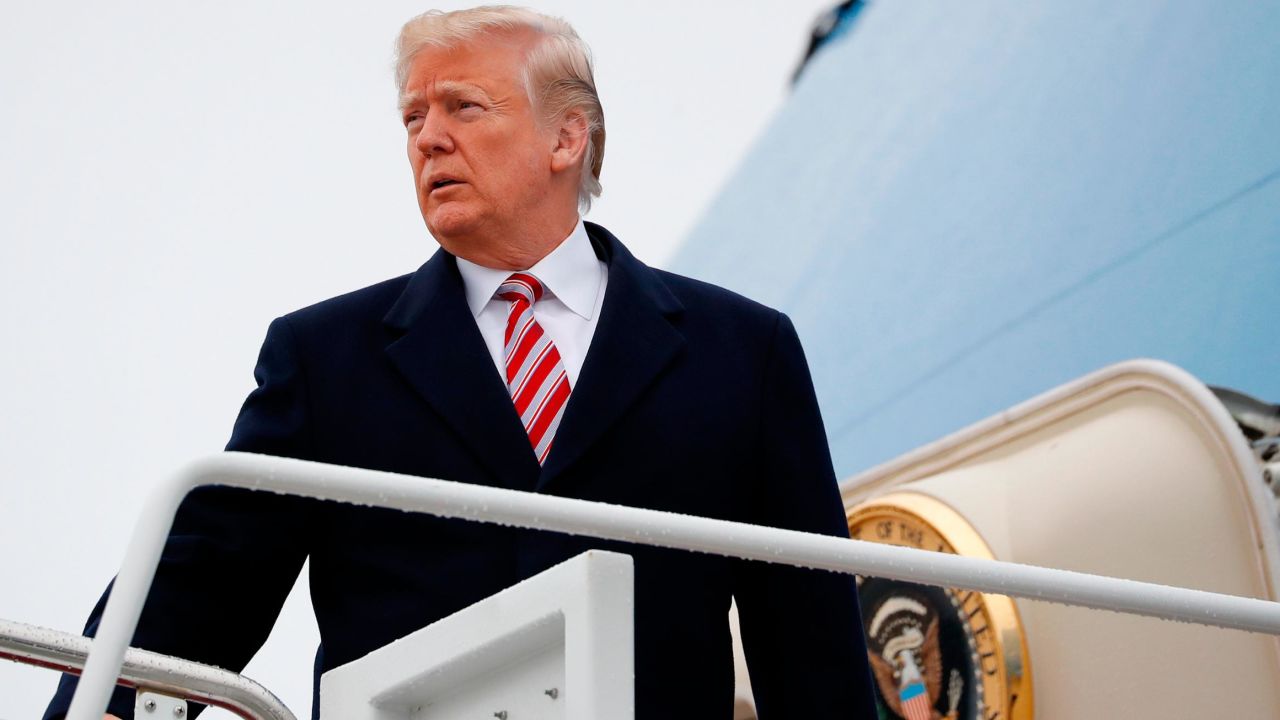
[455,220,608,388]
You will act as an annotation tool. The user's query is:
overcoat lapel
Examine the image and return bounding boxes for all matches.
[538,224,686,490]
[383,250,541,487]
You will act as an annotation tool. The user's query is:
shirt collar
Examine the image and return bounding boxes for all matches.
[455,219,602,320]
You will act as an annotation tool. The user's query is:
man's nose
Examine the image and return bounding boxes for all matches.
[414,110,454,155]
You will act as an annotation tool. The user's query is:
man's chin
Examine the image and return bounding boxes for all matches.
[424,209,482,248]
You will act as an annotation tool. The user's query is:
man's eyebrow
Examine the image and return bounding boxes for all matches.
[398,82,493,112]
[398,90,425,113]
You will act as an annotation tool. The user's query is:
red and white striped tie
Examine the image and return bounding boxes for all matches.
[497,272,571,464]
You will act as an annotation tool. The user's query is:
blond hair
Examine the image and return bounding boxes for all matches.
[395,6,605,211]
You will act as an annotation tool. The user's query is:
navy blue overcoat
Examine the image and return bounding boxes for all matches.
[48,224,875,719]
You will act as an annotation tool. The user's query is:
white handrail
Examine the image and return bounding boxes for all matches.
[67,452,1280,720]
[0,618,294,720]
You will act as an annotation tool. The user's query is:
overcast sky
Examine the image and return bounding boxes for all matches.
[0,2,836,716]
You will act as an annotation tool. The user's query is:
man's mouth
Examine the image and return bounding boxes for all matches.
[428,177,463,192]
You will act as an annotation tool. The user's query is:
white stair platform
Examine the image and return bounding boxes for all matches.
[320,550,634,720]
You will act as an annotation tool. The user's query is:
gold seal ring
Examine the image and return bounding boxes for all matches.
[848,491,1033,720]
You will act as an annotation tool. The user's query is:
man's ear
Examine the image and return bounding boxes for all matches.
[550,109,590,174]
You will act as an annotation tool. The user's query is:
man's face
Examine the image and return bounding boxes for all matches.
[401,33,556,262]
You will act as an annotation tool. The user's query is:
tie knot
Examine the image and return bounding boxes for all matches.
[496,272,545,305]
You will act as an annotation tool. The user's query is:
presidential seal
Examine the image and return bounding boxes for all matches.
[847,492,1032,720]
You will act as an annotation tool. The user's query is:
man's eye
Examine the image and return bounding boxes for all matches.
[403,113,423,127]
[458,101,481,111]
